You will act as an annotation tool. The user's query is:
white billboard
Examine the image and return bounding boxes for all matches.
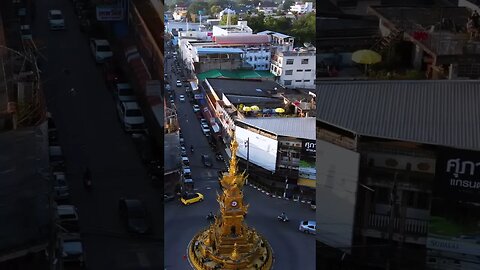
[316,139,360,253]
[235,126,278,172]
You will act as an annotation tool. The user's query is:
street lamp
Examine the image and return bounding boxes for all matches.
[244,137,250,185]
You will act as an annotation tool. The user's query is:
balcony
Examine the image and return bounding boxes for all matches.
[366,213,428,236]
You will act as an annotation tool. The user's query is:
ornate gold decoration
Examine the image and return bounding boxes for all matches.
[188,131,273,270]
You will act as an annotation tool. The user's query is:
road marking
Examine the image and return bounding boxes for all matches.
[136,252,151,268]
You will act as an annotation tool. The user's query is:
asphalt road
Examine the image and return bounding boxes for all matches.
[36,1,163,269]
[164,46,316,270]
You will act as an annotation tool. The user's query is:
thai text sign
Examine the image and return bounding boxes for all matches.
[96,6,124,21]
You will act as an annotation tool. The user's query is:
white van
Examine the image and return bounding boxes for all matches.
[116,101,146,133]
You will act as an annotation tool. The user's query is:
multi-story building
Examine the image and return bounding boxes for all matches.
[316,80,480,270]
[172,4,187,21]
[271,46,316,89]
[180,35,271,71]
[289,1,314,13]
[256,1,278,15]
[257,30,295,52]
[212,21,253,36]
[218,8,236,18]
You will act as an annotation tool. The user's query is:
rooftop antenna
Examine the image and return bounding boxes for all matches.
[227,6,231,27]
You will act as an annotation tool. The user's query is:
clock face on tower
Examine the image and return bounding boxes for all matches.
[231,200,238,207]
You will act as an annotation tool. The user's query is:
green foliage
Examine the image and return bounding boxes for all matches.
[220,14,239,25]
[188,1,209,17]
[282,0,295,11]
[210,5,222,16]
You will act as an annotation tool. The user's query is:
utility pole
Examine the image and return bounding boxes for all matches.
[244,137,249,184]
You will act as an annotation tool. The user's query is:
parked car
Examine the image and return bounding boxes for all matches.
[200,118,208,126]
[181,192,204,205]
[201,123,210,135]
[20,24,32,40]
[179,94,185,102]
[201,154,213,167]
[115,83,136,102]
[48,10,65,30]
[299,220,316,234]
[118,198,151,234]
[103,60,126,90]
[310,200,316,210]
[182,156,190,167]
[60,233,85,266]
[116,101,146,133]
[180,146,187,156]
[193,104,200,113]
[176,80,182,87]
[90,39,113,64]
[49,145,65,170]
[57,205,79,232]
[53,171,70,201]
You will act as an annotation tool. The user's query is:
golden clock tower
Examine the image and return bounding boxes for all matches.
[187,132,273,270]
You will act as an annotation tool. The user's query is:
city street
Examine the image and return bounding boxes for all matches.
[36,0,162,269]
[163,46,316,270]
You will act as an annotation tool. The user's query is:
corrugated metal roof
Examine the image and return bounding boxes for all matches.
[239,117,316,140]
[196,47,244,54]
[316,80,480,150]
[214,34,270,44]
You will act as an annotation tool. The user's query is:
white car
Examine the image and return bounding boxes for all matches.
[201,123,210,135]
[179,95,185,102]
[182,156,190,167]
[48,10,65,30]
[193,104,200,113]
[115,83,136,102]
[176,80,182,87]
[20,25,32,40]
[90,39,113,64]
[60,233,85,266]
[116,101,146,133]
[299,220,316,234]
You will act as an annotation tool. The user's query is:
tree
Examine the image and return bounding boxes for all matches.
[220,14,238,25]
[244,13,265,32]
[188,1,208,17]
[210,5,222,17]
[282,0,295,11]
[290,12,315,45]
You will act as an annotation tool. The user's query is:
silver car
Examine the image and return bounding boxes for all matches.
[299,220,316,234]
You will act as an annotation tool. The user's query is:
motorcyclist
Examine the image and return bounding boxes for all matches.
[83,167,92,187]
[190,145,194,152]
[279,212,287,220]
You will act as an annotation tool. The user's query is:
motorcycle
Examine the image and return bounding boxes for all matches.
[277,215,289,222]
[83,178,92,190]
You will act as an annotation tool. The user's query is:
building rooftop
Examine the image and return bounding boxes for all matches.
[257,30,293,39]
[238,117,316,140]
[0,124,51,258]
[197,69,274,81]
[213,34,270,44]
[369,6,474,56]
[316,80,480,151]
[206,78,284,97]
[196,47,244,54]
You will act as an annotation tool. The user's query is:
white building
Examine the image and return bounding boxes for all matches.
[289,2,314,14]
[172,6,188,21]
[218,8,236,19]
[256,1,278,15]
[270,46,316,89]
[179,34,272,71]
[212,21,253,36]
[257,30,295,52]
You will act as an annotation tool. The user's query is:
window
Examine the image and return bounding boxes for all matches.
[284,80,292,85]
[285,70,293,75]
[286,59,294,65]
[305,69,312,72]
[301,58,309,64]
[295,80,302,82]
[297,69,303,72]
[304,80,310,82]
